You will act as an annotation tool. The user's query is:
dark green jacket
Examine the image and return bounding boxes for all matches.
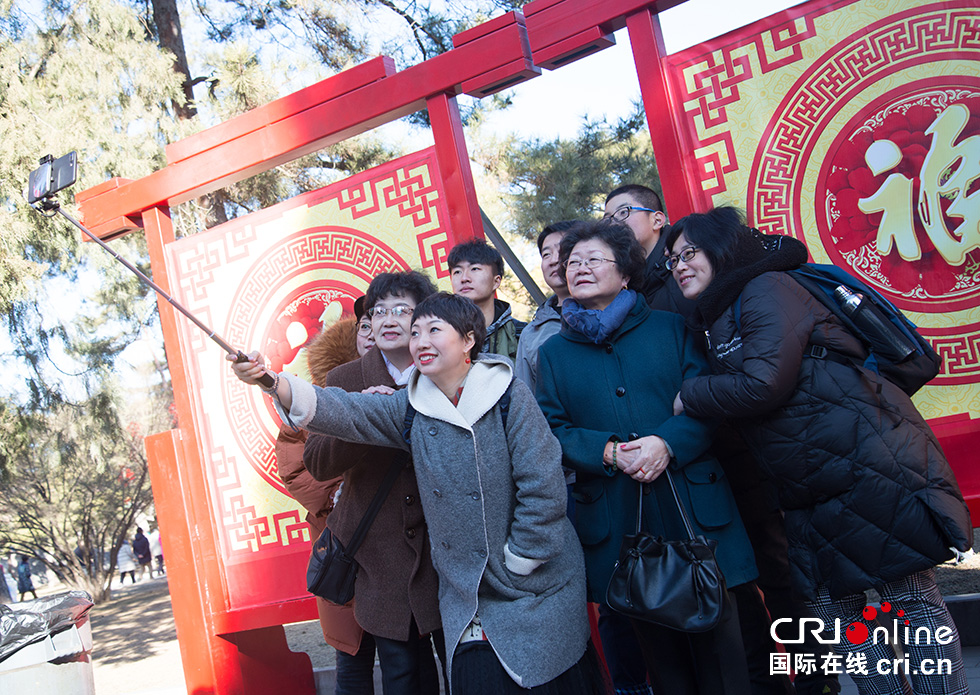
[484,299,526,363]
[535,294,757,601]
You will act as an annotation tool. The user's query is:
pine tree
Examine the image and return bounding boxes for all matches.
[0,390,165,602]
[497,102,662,241]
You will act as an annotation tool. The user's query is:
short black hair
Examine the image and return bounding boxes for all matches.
[412,292,486,362]
[558,220,647,292]
[447,239,504,278]
[605,184,663,213]
[665,206,748,275]
[536,220,581,253]
[364,271,437,312]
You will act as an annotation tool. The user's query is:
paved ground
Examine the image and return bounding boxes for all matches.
[85,576,345,694]
[87,576,186,695]
[20,534,977,694]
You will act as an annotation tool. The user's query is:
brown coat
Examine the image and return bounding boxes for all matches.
[275,317,363,654]
[304,346,441,641]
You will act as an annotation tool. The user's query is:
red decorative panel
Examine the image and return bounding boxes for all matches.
[663,0,980,418]
[162,149,456,593]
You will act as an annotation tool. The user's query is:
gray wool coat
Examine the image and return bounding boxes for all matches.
[276,356,589,690]
[514,294,562,394]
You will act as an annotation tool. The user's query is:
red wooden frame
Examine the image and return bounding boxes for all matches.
[74,1,978,693]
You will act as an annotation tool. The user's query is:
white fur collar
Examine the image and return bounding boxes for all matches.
[406,356,513,431]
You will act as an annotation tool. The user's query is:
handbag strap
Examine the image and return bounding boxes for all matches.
[344,453,406,556]
[344,400,420,556]
[634,464,698,541]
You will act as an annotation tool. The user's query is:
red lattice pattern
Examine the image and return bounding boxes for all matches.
[311,162,451,277]
[929,326,980,385]
[665,4,826,202]
[166,151,454,555]
[751,4,980,236]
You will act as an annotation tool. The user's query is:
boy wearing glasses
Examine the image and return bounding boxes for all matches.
[304,271,448,695]
[603,184,694,315]
[448,240,526,362]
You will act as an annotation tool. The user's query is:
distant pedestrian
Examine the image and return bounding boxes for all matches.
[2,559,16,600]
[0,563,12,604]
[133,527,152,580]
[17,556,38,601]
[148,527,165,577]
[117,541,138,585]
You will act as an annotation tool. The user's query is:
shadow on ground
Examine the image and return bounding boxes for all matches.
[88,577,177,667]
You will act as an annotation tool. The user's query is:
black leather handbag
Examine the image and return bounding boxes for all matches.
[605,467,727,632]
[306,454,405,604]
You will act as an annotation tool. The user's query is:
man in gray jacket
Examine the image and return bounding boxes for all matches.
[514,221,578,393]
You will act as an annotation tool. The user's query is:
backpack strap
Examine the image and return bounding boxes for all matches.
[402,401,417,445]
[343,454,405,557]
[499,381,513,430]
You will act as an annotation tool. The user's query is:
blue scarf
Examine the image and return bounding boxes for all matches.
[562,290,636,344]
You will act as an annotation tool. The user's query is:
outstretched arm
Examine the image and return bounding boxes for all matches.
[227,350,409,450]
[227,351,293,410]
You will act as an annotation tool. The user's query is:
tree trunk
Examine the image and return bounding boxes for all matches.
[151,0,197,119]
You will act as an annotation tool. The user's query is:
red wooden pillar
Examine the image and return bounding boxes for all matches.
[626,8,697,220]
[141,207,241,694]
[141,207,315,694]
[140,206,241,694]
[427,92,484,243]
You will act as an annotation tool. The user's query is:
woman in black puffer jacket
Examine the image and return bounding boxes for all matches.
[667,206,972,695]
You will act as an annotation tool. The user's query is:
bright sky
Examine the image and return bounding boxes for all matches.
[469,0,807,141]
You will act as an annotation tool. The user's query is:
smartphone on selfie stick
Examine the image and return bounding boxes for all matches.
[25,152,274,388]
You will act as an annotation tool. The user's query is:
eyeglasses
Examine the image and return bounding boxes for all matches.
[368,305,414,319]
[665,247,700,271]
[356,321,373,335]
[563,257,617,272]
[605,205,659,223]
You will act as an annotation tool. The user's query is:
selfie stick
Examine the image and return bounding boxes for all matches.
[31,198,275,389]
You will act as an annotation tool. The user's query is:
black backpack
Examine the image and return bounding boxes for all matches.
[735,263,941,396]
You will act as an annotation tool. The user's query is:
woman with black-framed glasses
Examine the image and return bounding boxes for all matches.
[665,245,700,270]
[669,206,972,695]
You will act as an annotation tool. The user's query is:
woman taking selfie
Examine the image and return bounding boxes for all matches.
[534,220,758,695]
[229,292,602,695]
[667,206,972,695]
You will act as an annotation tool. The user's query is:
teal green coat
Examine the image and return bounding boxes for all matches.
[535,295,758,602]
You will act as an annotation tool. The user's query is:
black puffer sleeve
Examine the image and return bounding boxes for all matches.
[681,273,814,418]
